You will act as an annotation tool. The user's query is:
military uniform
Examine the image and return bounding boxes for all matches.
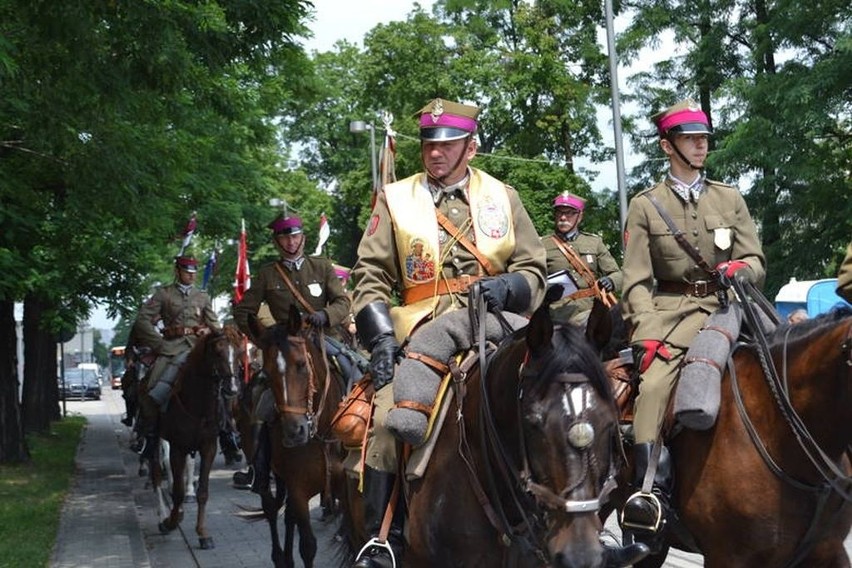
[351,98,547,568]
[134,282,221,387]
[352,170,546,332]
[233,256,351,337]
[622,176,765,443]
[543,231,622,325]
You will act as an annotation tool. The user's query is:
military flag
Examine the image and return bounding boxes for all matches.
[312,213,330,256]
[233,219,251,304]
[177,211,197,256]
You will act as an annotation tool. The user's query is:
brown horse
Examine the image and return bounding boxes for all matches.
[243,306,346,568]
[609,305,852,567]
[149,328,239,549]
[339,291,635,567]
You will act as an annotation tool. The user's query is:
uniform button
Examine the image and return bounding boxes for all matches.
[453,257,461,265]
[691,211,698,219]
[451,208,459,215]
[448,194,455,200]
[692,229,699,236]
[451,245,458,252]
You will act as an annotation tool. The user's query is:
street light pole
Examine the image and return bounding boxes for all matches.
[349,120,378,191]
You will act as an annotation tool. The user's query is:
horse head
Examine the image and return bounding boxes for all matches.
[248,305,327,447]
[510,287,621,567]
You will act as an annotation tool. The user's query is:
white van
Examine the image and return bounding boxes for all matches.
[77,363,103,383]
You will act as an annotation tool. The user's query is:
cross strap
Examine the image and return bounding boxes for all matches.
[435,209,498,276]
[644,194,719,279]
[551,236,617,307]
[273,262,316,314]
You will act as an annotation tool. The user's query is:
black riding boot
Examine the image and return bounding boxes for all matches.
[621,442,674,554]
[353,466,404,568]
[133,397,158,459]
[219,430,242,465]
[250,422,270,495]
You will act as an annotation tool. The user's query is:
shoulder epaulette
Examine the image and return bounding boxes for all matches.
[705,178,735,189]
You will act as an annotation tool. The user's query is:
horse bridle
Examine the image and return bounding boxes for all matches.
[273,331,332,438]
[517,370,619,517]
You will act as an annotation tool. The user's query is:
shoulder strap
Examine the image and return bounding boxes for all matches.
[273,263,316,314]
[550,236,617,307]
[644,194,718,278]
[435,209,498,276]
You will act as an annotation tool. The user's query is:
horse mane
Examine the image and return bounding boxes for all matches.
[767,305,852,348]
[528,322,613,402]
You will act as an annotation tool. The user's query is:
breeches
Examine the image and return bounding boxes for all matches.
[632,346,686,444]
[364,383,399,473]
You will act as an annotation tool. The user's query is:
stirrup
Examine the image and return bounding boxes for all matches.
[355,538,397,568]
[620,490,664,533]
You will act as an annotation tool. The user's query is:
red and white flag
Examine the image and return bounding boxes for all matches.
[177,211,197,256]
[312,213,330,256]
[233,219,251,304]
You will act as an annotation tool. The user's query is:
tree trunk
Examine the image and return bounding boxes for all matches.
[0,300,30,463]
[22,294,60,433]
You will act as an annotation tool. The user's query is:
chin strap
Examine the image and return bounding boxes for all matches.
[667,135,702,170]
[424,135,472,183]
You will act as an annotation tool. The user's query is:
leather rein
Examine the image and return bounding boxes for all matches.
[728,278,852,567]
[273,331,333,440]
[451,286,617,561]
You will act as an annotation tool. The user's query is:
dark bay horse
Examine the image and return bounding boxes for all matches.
[243,306,346,568]
[341,291,630,567]
[150,328,239,549]
[610,306,852,567]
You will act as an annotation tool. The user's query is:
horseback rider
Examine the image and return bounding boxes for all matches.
[231,213,353,494]
[350,97,547,568]
[542,191,623,326]
[131,255,227,459]
[619,100,766,552]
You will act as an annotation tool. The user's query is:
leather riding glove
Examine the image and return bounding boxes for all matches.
[368,333,401,391]
[305,310,329,328]
[597,276,615,292]
[634,340,673,374]
[716,260,753,285]
[355,302,400,391]
[478,272,532,314]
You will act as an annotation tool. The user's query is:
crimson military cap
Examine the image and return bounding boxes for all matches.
[175,256,199,273]
[268,215,303,236]
[415,98,480,142]
[652,100,713,137]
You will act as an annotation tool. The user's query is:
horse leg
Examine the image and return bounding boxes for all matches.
[195,445,216,549]
[185,452,197,503]
[283,503,297,568]
[288,492,317,568]
[265,473,287,568]
[159,449,185,534]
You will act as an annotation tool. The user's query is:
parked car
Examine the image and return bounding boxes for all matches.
[59,368,102,401]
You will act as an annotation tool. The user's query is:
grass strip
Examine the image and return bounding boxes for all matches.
[0,416,85,568]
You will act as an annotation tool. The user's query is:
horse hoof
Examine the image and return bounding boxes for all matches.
[158,522,170,534]
[199,537,215,549]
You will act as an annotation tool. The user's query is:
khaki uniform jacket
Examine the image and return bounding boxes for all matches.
[233,256,351,337]
[542,231,623,314]
[622,179,765,348]
[837,242,852,303]
[133,284,221,357]
[352,171,546,331]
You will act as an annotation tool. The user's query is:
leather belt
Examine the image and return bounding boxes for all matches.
[656,279,721,298]
[566,288,598,301]
[162,326,197,339]
[401,275,482,305]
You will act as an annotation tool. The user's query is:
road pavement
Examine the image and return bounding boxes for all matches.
[50,388,850,567]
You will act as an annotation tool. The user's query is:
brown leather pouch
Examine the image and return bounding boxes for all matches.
[330,377,375,448]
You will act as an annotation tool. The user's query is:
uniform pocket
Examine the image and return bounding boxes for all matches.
[648,219,682,260]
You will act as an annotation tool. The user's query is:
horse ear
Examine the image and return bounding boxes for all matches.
[288,304,302,335]
[526,302,554,354]
[585,299,613,354]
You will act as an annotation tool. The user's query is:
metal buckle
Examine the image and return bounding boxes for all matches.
[691,280,710,297]
[457,273,473,292]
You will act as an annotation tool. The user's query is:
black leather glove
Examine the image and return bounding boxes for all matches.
[597,276,615,292]
[305,310,329,328]
[478,272,532,314]
[368,333,400,390]
[355,302,401,390]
